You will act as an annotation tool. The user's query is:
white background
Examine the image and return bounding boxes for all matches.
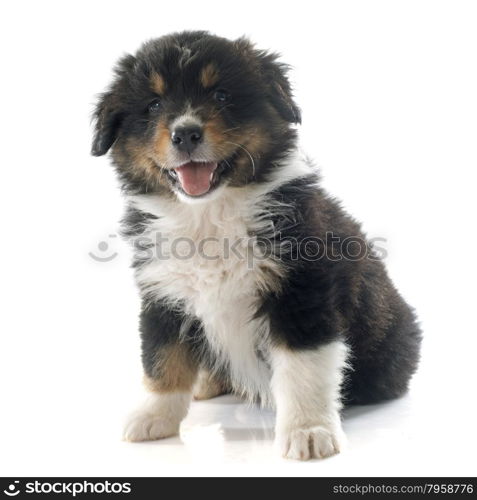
[1,0,476,477]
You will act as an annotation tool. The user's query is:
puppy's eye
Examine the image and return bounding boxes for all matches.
[214,89,230,103]
[148,99,161,113]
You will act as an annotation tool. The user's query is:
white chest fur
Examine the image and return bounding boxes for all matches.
[130,187,283,403]
[128,153,312,403]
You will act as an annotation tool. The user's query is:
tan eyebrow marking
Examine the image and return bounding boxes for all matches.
[200,63,219,88]
[150,72,166,95]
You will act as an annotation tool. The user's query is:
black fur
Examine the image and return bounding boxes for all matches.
[255,174,422,403]
[139,299,203,380]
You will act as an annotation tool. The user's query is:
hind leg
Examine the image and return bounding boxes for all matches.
[346,296,422,405]
[193,368,231,400]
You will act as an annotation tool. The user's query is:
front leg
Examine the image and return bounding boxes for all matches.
[270,341,348,460]
[123,300,201,442]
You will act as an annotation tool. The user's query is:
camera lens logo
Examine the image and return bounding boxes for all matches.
[89,234,118,262]
[3,481,20,497]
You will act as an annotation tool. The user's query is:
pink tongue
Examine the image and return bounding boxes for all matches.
[174,162,217,196]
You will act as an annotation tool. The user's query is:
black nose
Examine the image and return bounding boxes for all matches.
[171,126,203,153]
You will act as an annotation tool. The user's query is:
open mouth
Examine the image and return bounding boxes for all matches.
[167,161,225,197]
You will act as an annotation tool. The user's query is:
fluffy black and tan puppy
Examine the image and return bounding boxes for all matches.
[92,31,421,460]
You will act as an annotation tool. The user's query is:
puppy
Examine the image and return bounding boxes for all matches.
[92,31,421,460]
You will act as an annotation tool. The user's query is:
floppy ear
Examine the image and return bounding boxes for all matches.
[261,56,301,124]
[268,76,302,124]
[92,54,137,156]
[91,91,123,156]
[234,38,301,124]
[255,51,301,124]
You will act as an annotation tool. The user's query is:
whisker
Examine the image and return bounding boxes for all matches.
[221,126,241,134]
[226,141,256,179]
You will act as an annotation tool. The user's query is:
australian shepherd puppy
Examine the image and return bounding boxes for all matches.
[92,31,422,460]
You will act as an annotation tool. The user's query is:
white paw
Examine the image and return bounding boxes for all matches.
[123,392,190,442]
[123,410,179,442]
[277,425,343,460]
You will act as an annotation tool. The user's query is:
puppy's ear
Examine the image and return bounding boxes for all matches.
[236,39,301,124]
[91,91,123,156]
[262,56,301,124]
[91,54,137,156]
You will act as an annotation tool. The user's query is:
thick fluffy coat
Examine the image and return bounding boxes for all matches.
[92,31,421,460]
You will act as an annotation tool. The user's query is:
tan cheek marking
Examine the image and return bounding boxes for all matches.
[204,117,270,186]
[203,118,224,145]
[150,72,166,95]
[144,344,198,393]
[121,131,171,190]
[124,137,156,177]
[203,117,271,182]
[152,122,171,165]
[200,63,219,88]
[205,117,270,156]
[203,117,237,158]
[244,127,270,155]
[228,125,271,185]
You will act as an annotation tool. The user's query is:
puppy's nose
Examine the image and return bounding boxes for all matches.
[171,126,203,153]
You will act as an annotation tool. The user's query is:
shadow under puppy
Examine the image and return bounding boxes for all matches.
[92,31,422,460]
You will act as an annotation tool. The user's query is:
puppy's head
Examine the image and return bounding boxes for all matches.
[92,31,300,200]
